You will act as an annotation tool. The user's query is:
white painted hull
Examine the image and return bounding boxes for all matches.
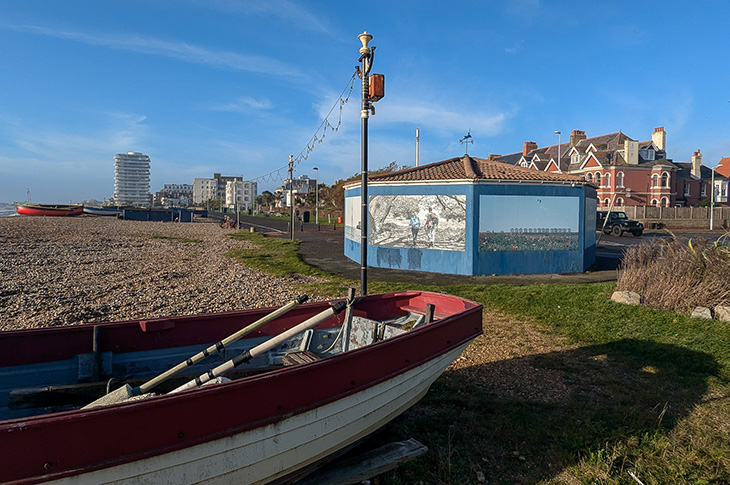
[51,343,468,485]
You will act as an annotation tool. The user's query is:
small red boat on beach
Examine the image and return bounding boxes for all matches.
[0,290,482,484]
[16,204,83,217]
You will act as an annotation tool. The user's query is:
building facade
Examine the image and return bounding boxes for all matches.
[493,127,727,208]
[153,183,193,207]
[275,175,315,208]
[193,173,257,207]
[225,180,257,210]
[112,152,151,206]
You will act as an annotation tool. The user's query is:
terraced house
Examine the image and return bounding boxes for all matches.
[493,127,727,208]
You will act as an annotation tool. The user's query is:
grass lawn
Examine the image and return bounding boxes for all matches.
[225,230,730,484]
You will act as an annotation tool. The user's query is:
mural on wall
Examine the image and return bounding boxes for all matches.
[344,194,361,242]
[585,196,597,248]
[368,195,466,251]
[479,195,579,251]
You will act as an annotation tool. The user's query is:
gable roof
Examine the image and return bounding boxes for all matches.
[365,155,587,185]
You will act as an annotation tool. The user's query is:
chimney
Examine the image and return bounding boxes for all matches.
[522,141,538,156]
[652,127,666,152]
[624,139,639,165]
[569,130,586,146]
[691,149,703,179]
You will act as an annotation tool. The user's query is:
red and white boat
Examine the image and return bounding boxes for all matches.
[15,204,83,217]
[0,291,482,484]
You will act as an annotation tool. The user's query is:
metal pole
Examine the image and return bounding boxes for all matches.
[313,166,319,229]
[711,167,715,230]
[289,155,294,240]
[415,128,420,167]
[555,130,561,166]
[358,31,373,297]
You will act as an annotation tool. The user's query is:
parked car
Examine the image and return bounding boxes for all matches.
[597,211,643,237]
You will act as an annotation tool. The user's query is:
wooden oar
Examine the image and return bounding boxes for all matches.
[170,300,347,394]
[84,295,309,409]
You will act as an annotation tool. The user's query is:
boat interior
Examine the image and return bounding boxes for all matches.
[1,302,433,421]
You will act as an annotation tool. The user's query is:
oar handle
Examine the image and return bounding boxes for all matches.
[171,301,347,393]
[137,295,308,394]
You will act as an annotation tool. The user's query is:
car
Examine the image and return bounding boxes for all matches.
[597,210,643,237]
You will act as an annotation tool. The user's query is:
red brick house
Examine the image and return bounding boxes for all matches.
[493,127,726,207]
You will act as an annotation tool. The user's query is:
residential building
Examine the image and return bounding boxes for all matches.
[153,183,193,207]
[193,173,256,206]
[275,175,315,208]
[493,127,727,208]
[225,179,257,210]
[112,152,151,206]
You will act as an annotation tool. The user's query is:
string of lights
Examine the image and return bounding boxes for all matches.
[248,71,357,186]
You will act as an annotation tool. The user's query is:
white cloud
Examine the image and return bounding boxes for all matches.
[209,96,273,112]
[2,24,304,78]
[204,0,333,35]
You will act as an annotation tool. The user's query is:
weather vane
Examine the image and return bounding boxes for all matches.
[460,130,473,155]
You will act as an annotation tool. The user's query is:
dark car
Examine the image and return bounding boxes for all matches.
[597,211,643,237]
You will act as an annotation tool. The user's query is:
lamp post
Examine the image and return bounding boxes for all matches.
[358,31,373,296]
[313,166,319,230]
[555,130,561,166]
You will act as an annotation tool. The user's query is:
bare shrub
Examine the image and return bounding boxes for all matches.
[617,234,730,313]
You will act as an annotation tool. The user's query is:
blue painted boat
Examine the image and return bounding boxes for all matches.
[82,206,122,216]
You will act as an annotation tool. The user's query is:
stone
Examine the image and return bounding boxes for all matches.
[610,290,641,305]
[714,305,730,322]
[691,306,712,319]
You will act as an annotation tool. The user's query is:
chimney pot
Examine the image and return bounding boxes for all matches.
[522,141,538,156]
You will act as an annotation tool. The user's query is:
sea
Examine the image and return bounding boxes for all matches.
[0,202,18,217]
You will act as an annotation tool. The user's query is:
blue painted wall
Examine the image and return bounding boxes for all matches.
[345,182,596,276]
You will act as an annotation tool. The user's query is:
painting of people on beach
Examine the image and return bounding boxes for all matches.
[344,194,361,242]
[368,195,466,251]
[479,195,579,252]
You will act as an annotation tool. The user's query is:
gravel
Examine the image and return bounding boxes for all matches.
[0,216,307,331]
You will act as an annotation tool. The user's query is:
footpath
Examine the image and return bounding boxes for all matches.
[233,215,619,286]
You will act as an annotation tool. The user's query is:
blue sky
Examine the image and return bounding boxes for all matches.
[1,1,729,203]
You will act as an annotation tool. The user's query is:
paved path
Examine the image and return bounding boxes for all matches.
[233,215,620,285]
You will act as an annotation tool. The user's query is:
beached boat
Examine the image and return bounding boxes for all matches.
[15,204,83,217]
[0,290,482,484]
[82,206,123,216]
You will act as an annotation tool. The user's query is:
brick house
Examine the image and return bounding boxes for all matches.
[493,127,727,208]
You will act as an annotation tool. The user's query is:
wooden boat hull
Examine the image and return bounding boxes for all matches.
[82,206,122,216]
[0,291,483,484]
[16,204,83,217]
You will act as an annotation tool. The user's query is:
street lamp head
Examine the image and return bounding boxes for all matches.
[358,31,373,55]
[554,130,561,135]
[313,167,318,171]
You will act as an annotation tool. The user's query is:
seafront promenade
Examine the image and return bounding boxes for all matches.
[0,216,308,331]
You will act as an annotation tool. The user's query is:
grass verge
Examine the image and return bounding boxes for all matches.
[224,231,730,484]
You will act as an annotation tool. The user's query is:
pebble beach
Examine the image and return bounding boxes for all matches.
[0,216,308,331]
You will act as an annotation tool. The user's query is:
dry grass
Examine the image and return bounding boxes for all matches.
[617,234,730,313]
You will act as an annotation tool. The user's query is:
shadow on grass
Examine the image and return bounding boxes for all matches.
[373,339,720,484]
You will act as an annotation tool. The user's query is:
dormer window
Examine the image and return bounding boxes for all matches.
[640,148,655,161]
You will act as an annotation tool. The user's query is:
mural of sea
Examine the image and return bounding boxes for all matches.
[0,203,18,217]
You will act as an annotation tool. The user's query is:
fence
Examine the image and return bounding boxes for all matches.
[618,206,730,230]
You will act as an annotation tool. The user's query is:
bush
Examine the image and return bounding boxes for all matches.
[618,234,730,313]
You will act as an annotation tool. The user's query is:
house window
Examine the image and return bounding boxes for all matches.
[616,197,624,206]
[661,196,669,207]
[571,153,579,165]
[594,172,601,186]
[604,198,610,206]
[684,183,690,196]
[652,174,659,187]
[701,184,707,197]
[651,198,659,206]
[661,172,669,188]
[617,172,624,188]
[604,173,611,188]
[586,172,593,183]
